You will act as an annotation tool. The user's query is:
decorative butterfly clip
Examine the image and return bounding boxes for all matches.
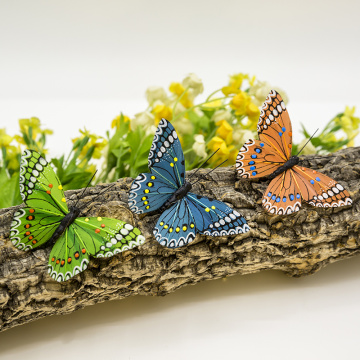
[10,150,145,282]
[236,90,352,215]
[128,118,250,248]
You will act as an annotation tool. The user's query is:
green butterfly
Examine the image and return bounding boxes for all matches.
[10,149,145,282]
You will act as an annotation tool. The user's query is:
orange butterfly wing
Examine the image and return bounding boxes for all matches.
[257,90,293,161]
[236,139,284,179]
[262,169,302,215]
[291,166,352,208]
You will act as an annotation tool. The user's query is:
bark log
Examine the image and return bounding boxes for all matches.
[0,146,359,332]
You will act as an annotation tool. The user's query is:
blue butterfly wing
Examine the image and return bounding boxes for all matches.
[186,193,250,235]
[148,118,185,188]
[153,198,196,248]
[128,172,176,214]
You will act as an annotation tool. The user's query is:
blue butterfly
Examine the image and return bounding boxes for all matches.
[128,119,250,248]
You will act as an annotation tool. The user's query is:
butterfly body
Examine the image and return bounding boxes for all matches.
[50,206,81,244]
[236,90,352,215]
[268,156,300,180]
[129,118,250,248]
[10,149,145,282]
[160,181,192,212]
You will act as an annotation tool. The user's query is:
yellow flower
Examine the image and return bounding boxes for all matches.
[208,136,238,166]
[18,117,53,139]
[202,99,223,109]
[72,129,108,160]
[222,73,250,96]
[169,82,185,96]
[169,82,193,108]
[246,102,260,125]
[216,120,233,144]
[152,104,173,123]
[230,91,250,116]
[111,114,131,129]
[0,129,13,147]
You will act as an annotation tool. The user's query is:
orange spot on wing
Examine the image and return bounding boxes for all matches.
[25,224,30,229]
[67,257,72,263]
[81,248,86,254]
[56,259,60,264]
[46,190,51,194]
[25,231,31,236]
[74,252,80,259]
[51,257,55,262]
[49,184,53,188]
[32,240,37,244]
[60,260,65,266]
[29,209,35,213]
[101,224,105,228]
[95,228,100,234]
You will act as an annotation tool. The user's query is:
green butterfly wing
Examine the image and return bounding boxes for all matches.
[48,217,145,282]
[19,149,68,215]
[10,207,63,251]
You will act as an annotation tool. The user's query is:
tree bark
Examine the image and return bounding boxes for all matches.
[0,146,359,332]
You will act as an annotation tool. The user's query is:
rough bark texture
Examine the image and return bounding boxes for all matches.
[0,146,359,332]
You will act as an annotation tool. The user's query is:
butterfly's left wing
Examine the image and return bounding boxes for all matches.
[186,193,250,236]
[19,149,68,215]
[10,207,63,251]
[48,217,145,282]
[257,90,293,162]
[148,118,185,188]
[236,139,285,179]
[128,172,175,214]
[291,166,352,208]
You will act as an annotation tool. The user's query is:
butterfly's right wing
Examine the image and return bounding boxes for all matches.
[19,149,68,215]
[153,199,197,248]
[148,118,185,188]
[10,207,63,251]
[262,170,302,215]
[48,217,145,282]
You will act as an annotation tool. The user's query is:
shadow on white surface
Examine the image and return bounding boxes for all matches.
[1,254,360,359]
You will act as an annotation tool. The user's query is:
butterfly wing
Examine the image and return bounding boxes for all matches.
[236,139,285,178]
[19,149,68,215]
[153,199,197,248]
[186,193,250,236]
[291,166,352,208]
[262,170,302,215]
[48,217,145,281]
[128,172,175,214]
[10,207,63,251]
[257,90,293,162]
[148,118,185,188]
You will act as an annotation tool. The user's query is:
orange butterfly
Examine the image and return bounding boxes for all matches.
[236,90,352,215]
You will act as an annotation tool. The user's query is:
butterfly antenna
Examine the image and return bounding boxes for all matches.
[78,182,118,210]
[188,148,220,179]
[74,170,98,208]
[296,129,319,157]
[191,159,228,186]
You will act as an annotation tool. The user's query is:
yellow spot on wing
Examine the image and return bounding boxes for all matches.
[61,197,66,202]
[58,185,63,190]
[205,208,210,212]
[85,218,89,222]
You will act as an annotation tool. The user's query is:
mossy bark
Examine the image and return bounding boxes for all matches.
[0,147,359,332]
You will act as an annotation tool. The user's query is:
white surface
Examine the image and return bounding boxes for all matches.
[0,0,360,359]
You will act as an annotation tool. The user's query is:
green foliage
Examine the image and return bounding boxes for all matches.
[0,74,359,209]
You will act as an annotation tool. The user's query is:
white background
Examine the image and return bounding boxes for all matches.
[0,1,360,359]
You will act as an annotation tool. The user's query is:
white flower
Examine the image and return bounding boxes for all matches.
[297,138,316,155]
[233,128,255,145]
[145,86,168,105]
[249,81,289,107]
[192,134,207,158]
[211,109,233,123]
[173,117,193,134]
[182,73,204,99]
[132,111,154,130]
